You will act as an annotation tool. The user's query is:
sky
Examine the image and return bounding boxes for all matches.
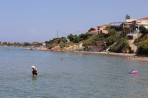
[0,0,148,42]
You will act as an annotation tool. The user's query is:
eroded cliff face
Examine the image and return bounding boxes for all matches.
[63,45,80,51]
[50,45,61,51]
[50,44,84,52]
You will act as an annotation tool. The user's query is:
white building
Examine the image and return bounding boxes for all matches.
[137,17,148,29]
[124,17,148,29]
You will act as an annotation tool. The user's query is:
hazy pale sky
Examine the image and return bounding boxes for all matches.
[0,0,147,42]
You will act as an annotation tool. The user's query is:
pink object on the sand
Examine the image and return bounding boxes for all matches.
[130,70,138,74]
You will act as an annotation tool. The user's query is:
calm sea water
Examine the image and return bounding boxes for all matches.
[0,46,148,98]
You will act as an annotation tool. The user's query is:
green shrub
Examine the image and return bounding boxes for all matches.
[79,33,92,40]
[46,37,68,49]
[137,40,148,55]
[134,34,148,45]
[105,35,118,46]
[82,33,106,47]
[82,36,96,46]
[110,38,130,53]
[139,26,148,35]
[67,34,81,43]
[105,29,119,46]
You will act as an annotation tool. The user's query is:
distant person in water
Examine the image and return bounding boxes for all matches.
[32,65,37,76]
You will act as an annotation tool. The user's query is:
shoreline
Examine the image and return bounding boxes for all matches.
[30,47,148,61]
[2,46,148,61]
[74,51,148,61]
[76,51,135,57]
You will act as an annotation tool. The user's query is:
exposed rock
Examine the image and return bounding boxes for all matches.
[51,45,61,51]
[51,43,84,52]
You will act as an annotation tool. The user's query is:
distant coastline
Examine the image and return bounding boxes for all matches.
[1,16,148,60]
[0,45,148,61]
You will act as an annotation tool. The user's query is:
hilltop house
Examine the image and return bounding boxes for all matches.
[87,29,98,35]
[87,17,148,39]
[97,24,111,34]
[137,17,148,29]
[125,17,148,39]
[124,17,148,29]
[87,24,111,35]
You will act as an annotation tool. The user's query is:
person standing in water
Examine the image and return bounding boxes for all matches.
[32,65,37,76]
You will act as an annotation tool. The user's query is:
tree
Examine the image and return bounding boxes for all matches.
[67,34,81,43]
[139,26,148,35]
[60,37,67,43]
[73,35,81,43]
[88,27,96,32]
[110,23,123,32]
[2,42,7,45]
[23,42,30,46]
[67,34,74,42]
[110,38,130,53]
[79,33,92,40]
[121,28,130,37]
[125,14,130,19]
[137,40,148,55]
[105,29,120,46]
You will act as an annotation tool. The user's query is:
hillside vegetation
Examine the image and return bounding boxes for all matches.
[45,25,148,55]
[134,26,148,55]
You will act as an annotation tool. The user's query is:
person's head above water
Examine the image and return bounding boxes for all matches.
[32,65,35,69]
[32,65,37,70]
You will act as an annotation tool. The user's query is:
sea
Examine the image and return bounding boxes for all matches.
[0,46,148,98]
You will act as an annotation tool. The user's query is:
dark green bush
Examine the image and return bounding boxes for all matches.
[139,26,147,35]
[105,29,119,46]
[137,40,148,55]
[110,38,130,53]
[134,34,148,45]
[82,36,96,46]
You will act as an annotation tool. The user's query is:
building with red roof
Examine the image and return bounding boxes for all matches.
[87,29,98,35]
[97,24,111,34]
[137,17,148,28]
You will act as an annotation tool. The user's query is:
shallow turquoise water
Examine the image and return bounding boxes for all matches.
[0,46,148,98]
